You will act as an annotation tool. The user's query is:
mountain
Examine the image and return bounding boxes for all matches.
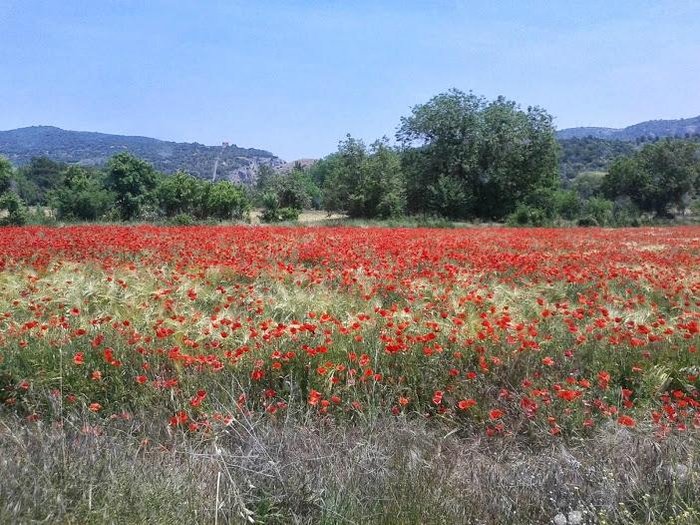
[557,115,700,141]
[277,158,318,173]
[0,126,284,184]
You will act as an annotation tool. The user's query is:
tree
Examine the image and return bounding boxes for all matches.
[0,156,12,195]
[322,136,406,218]
[396,89,559,220]
[15,157,65,204]
[156,171,203,217]
[0,192,28,226]
[276,168,316,210]
[201,181,249,221]
[571,171,605,200]
[106,152,158,220]
[50,166,113,221]
[0,156,29,226]
[603,140,699,216]
[322,135,367,217]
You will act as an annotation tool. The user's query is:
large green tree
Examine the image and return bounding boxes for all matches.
[396,89,559,220]
[106,152,158,220]
[603,140,699,216]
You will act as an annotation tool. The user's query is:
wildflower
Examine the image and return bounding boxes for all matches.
[457,399,477,410]
[489,409,504,420]
[618,415,636,427]
[308,389,322,406]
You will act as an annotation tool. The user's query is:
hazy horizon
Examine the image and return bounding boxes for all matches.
[2,0,699,160]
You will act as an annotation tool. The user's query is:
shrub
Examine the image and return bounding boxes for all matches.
[507,204,548,226]
[0,192,29,226]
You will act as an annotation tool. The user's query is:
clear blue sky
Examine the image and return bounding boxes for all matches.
[1,0,699,160]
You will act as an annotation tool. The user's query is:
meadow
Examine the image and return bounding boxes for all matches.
[0,225,698,524]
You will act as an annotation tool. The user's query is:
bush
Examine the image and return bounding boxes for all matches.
[278,207,300,222]
[50,167,114,221]
[582,197,614,226]
[507,204,548,226]
[169,213,197,226]
[576,216,599,227]
[612,197,641,227]
[0,192,29,226]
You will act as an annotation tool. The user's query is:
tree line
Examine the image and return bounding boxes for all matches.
[1,153,248,225]
[2,89,700,226]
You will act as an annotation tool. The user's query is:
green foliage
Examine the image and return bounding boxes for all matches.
[571,171,605,200]
[424,174,470,219]
[156,171,203,217]
[322,136,406,219]
[13,172,41,206]
[396,89,559,220]
[611,196,641,226]
[277,169,315,210]
[602,140,699,217]
[200,181,249,221]
[0,192,29,226]
[306,154,341,190]
[551,189,582,220]
[169,213,197,226]
[259,192,300,223]
[256,165,320,211]
[581,196,614,226]
[50,166,113,221]
[106,152,158,220]
[15,157,65,204]
[507,204,549,226]
[0,156,12,195]
[558,137,636,179]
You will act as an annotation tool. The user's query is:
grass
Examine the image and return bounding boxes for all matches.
[1,225,699,523]
[1,414,699,524]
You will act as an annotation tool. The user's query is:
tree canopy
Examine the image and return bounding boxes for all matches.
[603,140,699,216]
[396,89,559,220]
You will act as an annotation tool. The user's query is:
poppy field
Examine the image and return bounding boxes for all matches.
[2,224,699,435]
[1,225,699,523]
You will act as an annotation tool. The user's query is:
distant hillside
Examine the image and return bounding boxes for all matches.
[558,137,637,180]
[557,115,700,141]
[0,126,284,184]
[277,158,318,173]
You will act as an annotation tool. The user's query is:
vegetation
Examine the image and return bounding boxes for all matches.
[603,140,700,217]
[0,156,28,225]
[559,137,636,179]
[1,90,700,227]
[322,136,406,219]
[1,225,699,524]
[397,90,559,220]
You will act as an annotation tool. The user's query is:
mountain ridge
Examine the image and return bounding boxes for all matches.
[557,115,700,140]
[0,125,284,184]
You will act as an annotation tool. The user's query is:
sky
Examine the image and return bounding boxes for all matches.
[1,0,699,160]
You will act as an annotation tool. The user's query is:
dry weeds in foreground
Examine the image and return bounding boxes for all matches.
[1,414,698,524]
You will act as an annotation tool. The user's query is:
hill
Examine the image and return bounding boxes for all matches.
[557,115,700,141]
[0,126,284,184]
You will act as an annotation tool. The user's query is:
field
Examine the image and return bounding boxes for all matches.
[1,225,699,524]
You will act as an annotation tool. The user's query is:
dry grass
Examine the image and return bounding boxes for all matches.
[1,414,698,524]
